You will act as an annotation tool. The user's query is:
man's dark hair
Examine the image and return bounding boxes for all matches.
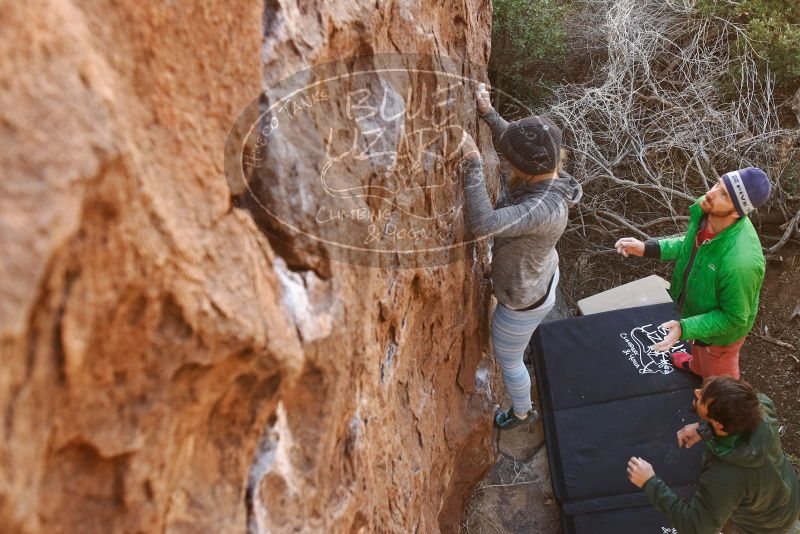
[701,376,762,435]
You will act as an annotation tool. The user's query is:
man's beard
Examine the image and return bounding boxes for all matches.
[704,204,738,218]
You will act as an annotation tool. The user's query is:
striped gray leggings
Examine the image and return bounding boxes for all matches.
[491,268,559,414]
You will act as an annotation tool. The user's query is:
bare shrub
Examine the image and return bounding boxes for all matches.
[547,0,799,250]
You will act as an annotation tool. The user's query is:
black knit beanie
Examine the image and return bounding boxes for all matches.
[498,116,562,175]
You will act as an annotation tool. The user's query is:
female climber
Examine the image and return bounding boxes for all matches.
[458,83,582,429]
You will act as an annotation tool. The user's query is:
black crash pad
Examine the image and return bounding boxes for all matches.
[531,303,704,533]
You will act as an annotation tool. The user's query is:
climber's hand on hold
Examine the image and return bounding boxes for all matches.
[652,320,681,352]
[443,127,475,164]
[460,131,480,161]
[614,237,645,257]
[476,83,492,114]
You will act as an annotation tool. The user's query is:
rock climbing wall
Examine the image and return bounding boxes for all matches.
[0,1,498,532]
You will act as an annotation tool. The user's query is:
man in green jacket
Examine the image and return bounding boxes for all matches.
[627,376,800,534]
[615,168,771,378]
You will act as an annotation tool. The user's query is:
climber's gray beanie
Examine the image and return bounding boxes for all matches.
[498,116,562,175]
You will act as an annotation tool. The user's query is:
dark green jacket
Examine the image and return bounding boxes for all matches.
[643,395,800,533]
[646,198,765,345]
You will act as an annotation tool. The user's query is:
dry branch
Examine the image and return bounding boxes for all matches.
[752,331,798,353]
[767,208,800,254]
[545,0,798,243]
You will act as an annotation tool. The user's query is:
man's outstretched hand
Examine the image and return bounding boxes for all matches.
[614,237,645,257]
[627,456,655,488]
[652,320,682,352]
[677,423,702,449]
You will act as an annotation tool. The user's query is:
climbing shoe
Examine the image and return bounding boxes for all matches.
[494,406,539,430]
[671,351,693,371]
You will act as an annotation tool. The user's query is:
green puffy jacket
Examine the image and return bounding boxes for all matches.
[648,198,765,346]
[643,395,800,534]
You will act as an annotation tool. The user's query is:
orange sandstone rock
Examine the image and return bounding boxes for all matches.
[0,1,498,532]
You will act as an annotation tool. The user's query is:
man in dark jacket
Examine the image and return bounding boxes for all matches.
[615,169,771,378]
[627,376,800,533]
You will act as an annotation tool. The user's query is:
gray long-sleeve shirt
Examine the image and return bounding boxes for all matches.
[461,108,583,310]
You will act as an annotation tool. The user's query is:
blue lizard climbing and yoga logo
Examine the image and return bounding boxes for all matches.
[224,53,538,268]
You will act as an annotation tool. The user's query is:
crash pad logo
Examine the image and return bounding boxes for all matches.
[619,323,686,375]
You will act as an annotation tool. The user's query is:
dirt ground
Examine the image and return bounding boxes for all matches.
[558,236,800,464]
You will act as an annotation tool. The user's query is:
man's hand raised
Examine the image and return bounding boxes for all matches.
[627,457,656,488]
[614,237,645,257]
[652,320,682,352]
[677,423,702,449]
